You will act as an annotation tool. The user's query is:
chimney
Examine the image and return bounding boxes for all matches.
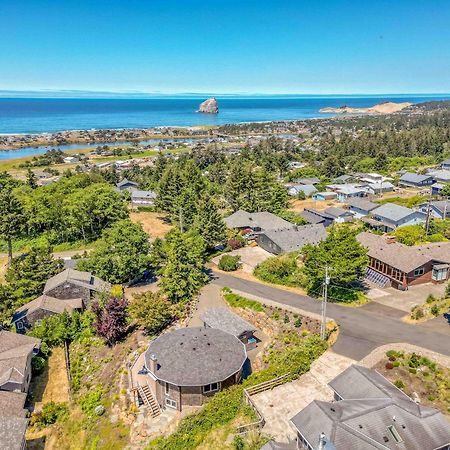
[149,354,158,374]
[385,236,397,244]
[318,432,327,450]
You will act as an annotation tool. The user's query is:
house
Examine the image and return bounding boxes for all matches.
[416,201,450,220]
[431,183,446,196]
[427,169,450,184]
[366,181,395,195]
[200,307,257,349]
[332,174,355,184]
[257,224,327,254]
[0,391,28,450]
[63,156,79,164]
[363,203,426,232]
[323,207,354,223]
[441,158,450,170]
[326,184,367,202]
[131,190,157,208]
[300,208,335,227]
[44,268,111,302]
[0,330,40,393]
[225,210,294,232]
[287,184,317,197]
[294,177,321,186]
[290,365,450,450]
[312,191,337,202]
[345,198,378,218]
[357,232,450,289]
[12,295,84,333]
[399,172,434,188]
[357,172,385,184]
[116,178,139,191]
[142,327,247,411]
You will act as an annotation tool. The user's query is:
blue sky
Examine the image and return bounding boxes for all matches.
[1,0,450,94]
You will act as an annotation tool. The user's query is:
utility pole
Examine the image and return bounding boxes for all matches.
[179,206,184,233]
[425,192,432,235]
[320,265,330,340]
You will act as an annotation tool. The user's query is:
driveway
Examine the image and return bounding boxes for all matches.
[251,351,355,442]
[210,272,450,360]
[211,246,272,273]
[366,282,447,313]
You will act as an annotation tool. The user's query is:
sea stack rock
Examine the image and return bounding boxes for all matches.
[197,97,219,114]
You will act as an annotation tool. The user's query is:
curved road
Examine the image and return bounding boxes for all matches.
[211,272,450,360]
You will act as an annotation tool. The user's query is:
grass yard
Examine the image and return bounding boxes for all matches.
[0,256,7,283]
[130,211,173,239]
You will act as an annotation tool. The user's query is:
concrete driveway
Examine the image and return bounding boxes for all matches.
[251,351,355,442]
[366,282,447,313]
[212,246,272,273]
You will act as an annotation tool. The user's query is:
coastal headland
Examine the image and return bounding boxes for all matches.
[320,101,412,114]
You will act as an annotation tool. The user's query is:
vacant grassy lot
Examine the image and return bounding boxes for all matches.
[130,211,173,239]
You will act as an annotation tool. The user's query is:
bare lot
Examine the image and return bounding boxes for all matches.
[129,211,173,239]
[212,246,272,273]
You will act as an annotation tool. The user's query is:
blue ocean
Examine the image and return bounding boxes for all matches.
[0,94,449,160]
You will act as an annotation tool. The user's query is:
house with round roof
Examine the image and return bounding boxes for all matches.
[143,327,247,411]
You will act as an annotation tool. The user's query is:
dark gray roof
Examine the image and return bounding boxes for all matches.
[44,268,111,294]
[225,210,294,231]
[291,365,450,450]
[371,203,423,223]
[399,172,433,184]
[260,441,297,450]
[295,177,320,185]
[0,331,40,389]
[12,295,83,323]
[0,416,28,450]
[324,207,353,218]
[131,190,157,199]
[200,307,255,337]
[145,327,247,386]
[417,200,450,215]
[0,391,26,417]
[116,178,138,188]
[261,224,327,253]
[333,174,353,183]
[346,198,379,212]
[300,210,326,225]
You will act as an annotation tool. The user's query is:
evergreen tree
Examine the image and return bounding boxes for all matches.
[193,194,226,248]
[26,169,38,189]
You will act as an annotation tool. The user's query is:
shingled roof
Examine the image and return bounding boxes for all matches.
[12,295,83,323]
[0,331,40,389]
[291,365,450,450]
[357,232,450,273]
[200,307,255,337]
[44,268,111,294]
[145,327,247,386]
[371,203,425,223]
[224,210,294,231]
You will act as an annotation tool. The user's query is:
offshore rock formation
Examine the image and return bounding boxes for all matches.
[197,97,219,114]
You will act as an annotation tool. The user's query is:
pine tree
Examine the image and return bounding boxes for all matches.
[193,194,226,248]
[26,169,38,189]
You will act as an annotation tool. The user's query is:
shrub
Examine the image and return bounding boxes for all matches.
[389,356,396,362]
[426,294,436,304]
[79,386,104,417]
[227,238,243,250]
[394,379,405,389]
[254,253,306,287]
[294,318,302,328]
[385,362,394,370]
[233,435,245,450]
[408,353,421,368]
[430,305,440,316]
[218,255,241,272]
[393,361,400,367]
[32,356,47,376]
[283,314,290,323]
[30,402,68,428]
[222,290,264,312]
[410,305,424,320]
[409,368,417,374]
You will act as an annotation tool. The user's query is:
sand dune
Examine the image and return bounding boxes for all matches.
[320,101,412,114]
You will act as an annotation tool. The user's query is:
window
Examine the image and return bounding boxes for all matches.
[432,267,448,281]
[165,382,170,395]
[16,321,24,331]
[165,398,177,409]
[203,382,220,394]
[387,425,403,444]
[414,268,424,277]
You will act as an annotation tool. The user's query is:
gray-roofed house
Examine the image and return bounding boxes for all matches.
[366,181,395,195]
[200,307,256,349]
[257,224,327,255]
[345,198,378,218]
[225,210,294,232]
[365,203,426,232]
[288,184,317,197]
[326,184,368,202]
[131,190,157,208]
[441,158,450,170]
[399,172,434,188]
[0,330,40,393]
[116,178,139,191]
[428,169,450,184]
[44,268,111,302]
[12,295,84,333]
[416,200,450,220]
[294,177,321,186]
[0,391,28,450]
[290,364,450,450]
[357,231,450,289]
[323,207,354,223]
[312,191,338,202]
[332,174,355,184]
[300,208,335,227]
[142,327,247,411]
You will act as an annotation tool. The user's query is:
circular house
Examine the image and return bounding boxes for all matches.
[144,327,247,411]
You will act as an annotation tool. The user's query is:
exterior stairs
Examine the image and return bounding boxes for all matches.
[137,383,161,417]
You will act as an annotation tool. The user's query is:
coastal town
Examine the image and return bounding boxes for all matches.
[0,97,449,450]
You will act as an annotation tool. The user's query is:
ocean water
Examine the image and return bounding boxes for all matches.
[1,94,449,160]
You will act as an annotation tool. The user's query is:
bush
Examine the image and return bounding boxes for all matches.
[409,368,417,374]
[393,361,400,367]
[222,289,264,312]
[408,353,421,368]
[410,305,424,320]
[30,402,68,428]
[32,356,47,376]
[385,362,394,370]
[394,379,405,389]
[227,238,243,250]
[218,255,241,272]
[426,294,436,304]
[430,305,440,316]
[79,386,104,417]
[254,253,306,287]
[294,318,302,328]
[233,435,245,450]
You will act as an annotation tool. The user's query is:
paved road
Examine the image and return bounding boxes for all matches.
[211,272,450,360]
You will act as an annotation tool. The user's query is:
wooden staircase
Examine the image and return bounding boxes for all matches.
[137,383,161,418]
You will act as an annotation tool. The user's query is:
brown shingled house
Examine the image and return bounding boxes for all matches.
[138,327,247,411]
[357,232,450,290]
